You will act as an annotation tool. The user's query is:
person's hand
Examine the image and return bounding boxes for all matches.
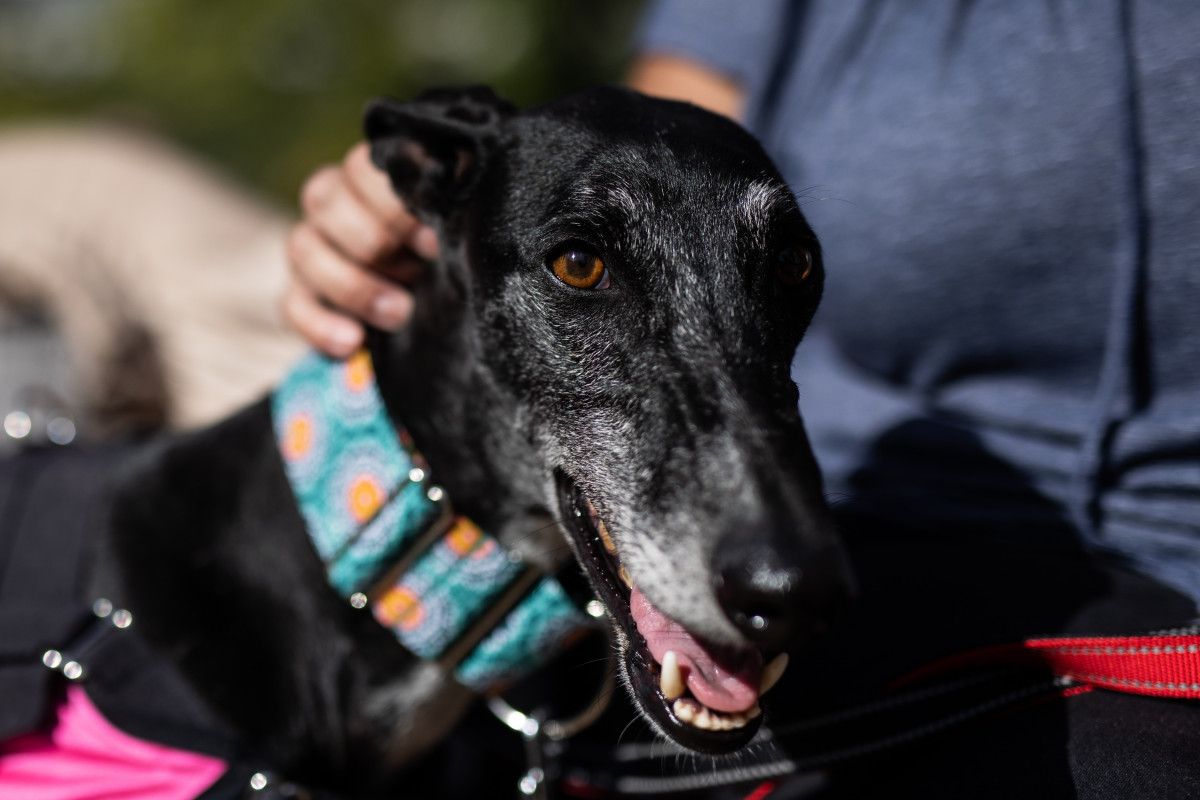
[284,142,439,357]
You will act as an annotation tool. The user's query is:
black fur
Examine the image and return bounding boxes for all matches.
[84,86,851,793]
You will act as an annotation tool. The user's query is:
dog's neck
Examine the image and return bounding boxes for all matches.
[368,264,489,514]
[365,239,564,573]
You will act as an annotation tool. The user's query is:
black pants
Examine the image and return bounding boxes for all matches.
[805,514,1200,799]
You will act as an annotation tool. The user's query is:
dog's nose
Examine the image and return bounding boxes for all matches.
[712,524,848,650]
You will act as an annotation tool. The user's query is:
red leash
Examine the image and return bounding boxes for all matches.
[1026,633,1200,697]
[892,630,1200,699]
[739,781,778,800]
[734,631,1200,799]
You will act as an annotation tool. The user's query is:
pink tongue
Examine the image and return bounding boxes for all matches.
[629,587,763,713]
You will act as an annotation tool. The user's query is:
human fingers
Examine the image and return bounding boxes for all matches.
[286,221,414,332]
[301,162,406,267]
[342,144,440,263]
[281,281,365,359]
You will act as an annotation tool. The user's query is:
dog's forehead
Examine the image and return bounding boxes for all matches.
[504,97,796,237]
[516,89,778,180]
[523,86,760,151]
[551,176,796,262]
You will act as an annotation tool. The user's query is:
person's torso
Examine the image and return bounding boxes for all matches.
[746,0,1200,600]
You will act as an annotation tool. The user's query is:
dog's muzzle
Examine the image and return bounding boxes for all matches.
[554,464,855,754]
[555,471,853,754]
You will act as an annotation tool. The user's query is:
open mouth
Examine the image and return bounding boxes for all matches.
[555,472,788,754]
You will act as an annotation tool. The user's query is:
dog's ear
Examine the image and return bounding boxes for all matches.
[364,86,514,221]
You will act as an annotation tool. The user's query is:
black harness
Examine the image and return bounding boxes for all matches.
[0,446,328,799]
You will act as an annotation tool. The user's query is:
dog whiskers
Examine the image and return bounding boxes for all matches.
[617,714,648,746]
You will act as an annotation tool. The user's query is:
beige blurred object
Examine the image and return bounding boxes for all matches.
[0,123,305,432]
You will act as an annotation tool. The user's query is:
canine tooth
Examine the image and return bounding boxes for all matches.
[619,563,632,588]
[760,653,789,696]
[660,651,686,701]
[749,703,762,719]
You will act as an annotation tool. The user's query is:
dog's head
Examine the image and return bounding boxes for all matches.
[365,86,854,754]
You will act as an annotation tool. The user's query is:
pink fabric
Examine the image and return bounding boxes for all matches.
[0,685,227,800]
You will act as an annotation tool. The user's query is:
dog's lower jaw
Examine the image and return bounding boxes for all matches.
[555,472,765,754]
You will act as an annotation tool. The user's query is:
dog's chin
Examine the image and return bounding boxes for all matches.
[554,471,769,755]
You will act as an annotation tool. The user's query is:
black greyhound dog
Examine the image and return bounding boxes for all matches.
[0,86,853,797]
[360,86,853,745]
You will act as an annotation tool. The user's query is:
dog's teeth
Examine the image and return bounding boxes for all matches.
[759,652,789,696]
[673,697,696,722]
[660,651,685,701]
[581,494,618,555]
[596,518,617,555]
[672,696,758,731]
[619,563,633,588]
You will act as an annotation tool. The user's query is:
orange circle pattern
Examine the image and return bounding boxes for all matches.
[344,350,374,393]
[281,414,313,462]
[348,474,385,523]
[376,586,426,632]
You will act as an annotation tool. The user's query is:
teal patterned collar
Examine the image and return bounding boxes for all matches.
[270,350,589,692]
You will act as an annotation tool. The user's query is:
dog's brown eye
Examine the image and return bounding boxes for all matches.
[551,249,610,290]
[776,245,813,285]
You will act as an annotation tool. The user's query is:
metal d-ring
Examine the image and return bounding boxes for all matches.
[487,637,617,743]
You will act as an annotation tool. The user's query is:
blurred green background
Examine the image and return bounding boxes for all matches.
[0,0,644,206]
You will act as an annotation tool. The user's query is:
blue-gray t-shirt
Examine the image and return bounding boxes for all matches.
[639,0,1200,604]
